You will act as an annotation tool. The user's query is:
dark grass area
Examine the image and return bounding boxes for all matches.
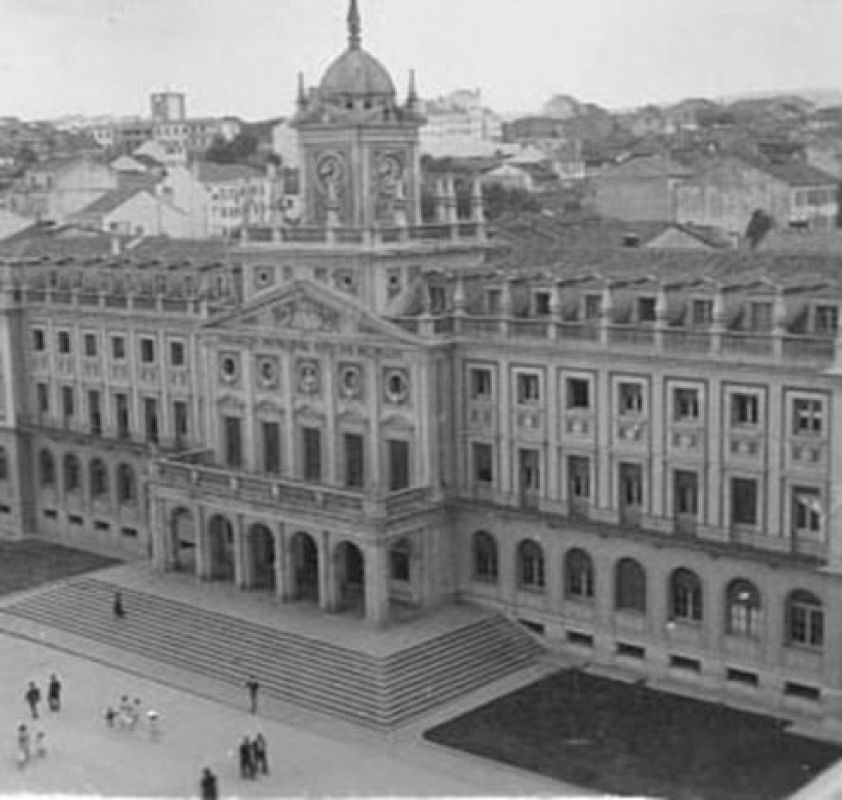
[0,540,120,596]
[424,669,842,800]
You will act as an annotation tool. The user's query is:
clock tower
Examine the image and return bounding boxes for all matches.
[293,0,425,229]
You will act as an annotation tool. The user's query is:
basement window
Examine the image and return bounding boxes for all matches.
[727,668,759,687]
[784,682,820,702]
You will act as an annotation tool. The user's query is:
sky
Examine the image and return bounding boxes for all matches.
[0,0,841,121]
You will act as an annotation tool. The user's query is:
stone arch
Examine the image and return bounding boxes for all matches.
[170,506,196,573]
[63,453,81,493]
[207,514,235,582]
[290,531,319,603]
[334,539,365,614]
[248,523,276,591]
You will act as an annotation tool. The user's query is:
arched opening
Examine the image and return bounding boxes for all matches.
[516,539,545,591]
[90,458,109,500]
[472,530,498,583]
[39,449,55,487]
[614,557,647,613]
[248,524,276,591]
[63,453,81,493]
[207,514,235,582]
[725,578,761,637]
[335,540,365,614]
[564,547,595,601]
[170,507,196,573]
[669,567,703,623]
[290,531,319,603]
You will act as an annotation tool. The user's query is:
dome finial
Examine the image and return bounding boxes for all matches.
[347,0,362,50]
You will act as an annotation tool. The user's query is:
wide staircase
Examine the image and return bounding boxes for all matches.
[0,577,543,728]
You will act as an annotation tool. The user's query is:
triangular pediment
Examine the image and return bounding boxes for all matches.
[205,279,422,344]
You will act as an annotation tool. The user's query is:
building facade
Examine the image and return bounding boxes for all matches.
[3,0,842,727]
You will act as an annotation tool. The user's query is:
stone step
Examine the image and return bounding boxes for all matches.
[3,578,543,726]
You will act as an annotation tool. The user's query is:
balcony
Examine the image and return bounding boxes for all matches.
[153,450,436,526]
[23,289,207,318]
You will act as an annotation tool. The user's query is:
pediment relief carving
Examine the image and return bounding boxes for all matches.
[268,295,340,332]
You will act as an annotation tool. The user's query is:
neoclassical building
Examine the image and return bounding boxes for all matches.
[3,1,842,724]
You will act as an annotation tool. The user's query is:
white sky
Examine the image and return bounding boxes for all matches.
[0,0,840,121]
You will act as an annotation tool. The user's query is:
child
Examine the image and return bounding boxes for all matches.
[147,710,160,741]
[34,730,46,758]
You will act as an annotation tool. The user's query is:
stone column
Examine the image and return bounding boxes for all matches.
[151,497,170,571]
[274,522,290,601]
[364,540,390,628]
[318,529,335,612]
[233,513,248,590]
[194,504,209,581]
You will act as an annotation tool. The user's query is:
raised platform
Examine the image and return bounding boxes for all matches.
[0,564,543,727]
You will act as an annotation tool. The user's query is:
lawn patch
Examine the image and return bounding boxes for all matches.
[424,669,842,800]
[0,540,119,596]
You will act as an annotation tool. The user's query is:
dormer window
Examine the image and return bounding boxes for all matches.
[583,294,601,320]
[534,291,551,316]
[692,299,713,326]
[429,286,446,314]
[749,302,773,332]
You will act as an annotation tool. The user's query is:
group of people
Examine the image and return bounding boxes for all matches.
[104,695,159,739]
[237,732,269,780]
[17,674,60,768]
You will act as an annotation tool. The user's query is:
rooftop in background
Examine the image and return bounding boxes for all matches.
[195,162,265,183]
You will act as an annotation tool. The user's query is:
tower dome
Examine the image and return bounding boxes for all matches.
[318,0,396,101]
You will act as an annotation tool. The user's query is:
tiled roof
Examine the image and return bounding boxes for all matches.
[748,156,838,187]
[196,162,264,184]
[598,154,694,180]
[78,188,146,215]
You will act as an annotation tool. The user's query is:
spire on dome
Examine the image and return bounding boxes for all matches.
[297,71,307,110]
[406,69,418,109]
[347,0,362,50]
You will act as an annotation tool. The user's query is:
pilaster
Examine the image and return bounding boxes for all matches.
[364,539,390,628]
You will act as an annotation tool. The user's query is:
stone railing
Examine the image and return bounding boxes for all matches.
[154,453,434,524]
[388,312,837,367]
[23,289,207,317]
[240,222,488,248]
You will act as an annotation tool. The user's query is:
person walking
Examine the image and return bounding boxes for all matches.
[238,736,255,780]
[16,724,30,768]
[245,675,259,714]
[200,767,219,800]
[113,591,126,619]
[47,674,61,712]
[253,732,269,775]
[24,681,41,719]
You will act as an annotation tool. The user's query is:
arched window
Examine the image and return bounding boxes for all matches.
[786,589,823,648]
[517,539,545,591]
[39,449,55,486]
[725,578,761,636]
[615,557,647,613]
[564,548,595,600]
[669,568,703,622]
[117,464,136,505]
[90,459,109,499]
[63,453,80,492]
[473,531,498,583]
[0,446,8,480]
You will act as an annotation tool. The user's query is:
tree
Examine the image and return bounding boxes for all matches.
[745,209,774,249]
[204,132,259,164]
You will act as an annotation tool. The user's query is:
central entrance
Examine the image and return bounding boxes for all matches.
[170,507,196,573]
[290,531,319,603]
[335,541,365,614]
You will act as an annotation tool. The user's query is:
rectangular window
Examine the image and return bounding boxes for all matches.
[731,393,759,426]
[568,456,590,507]
[793,488,822,535]
[472,442,493,485]
[144,397,159,444]
[534,291,551,315]
[727,668,759,687]
[637,297,656,322]
[470,368,492,399]
[815,305,838,334]
[83,333,97,357]
[692,299,713,326]
[674,470,698,516]
[112,336,126,361]
[793,398,823,435]
[519,448,541,492]
[673,388,699,421]
[258,421,279,474]
[169,341,185,367]
[61,386,74,420]
[36,382,49,415]
[428,286,446,313]
[88,390,101,435]
[173,401,188,444]
[485,289,502,315]
[584,294,601,320]
[116,393,130,439]
[224,416,242,468]
[618,382,643,415]
[140,338,156,364]
[57,331,71,354]
[731,477,758,526]
[388,439,410,491]
[749,302,773,332]
[566,378,590,409]
[32,329,45,351]
[344,433,364,488]
[517,373,540,404]
[302,427,321,482]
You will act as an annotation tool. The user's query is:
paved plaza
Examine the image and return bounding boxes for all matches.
[0,629,584,797]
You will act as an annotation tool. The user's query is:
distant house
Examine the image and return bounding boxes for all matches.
[592,154,693,222]
[480,163,535,192]
[68,187,189,237]
[676,155,838,235]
